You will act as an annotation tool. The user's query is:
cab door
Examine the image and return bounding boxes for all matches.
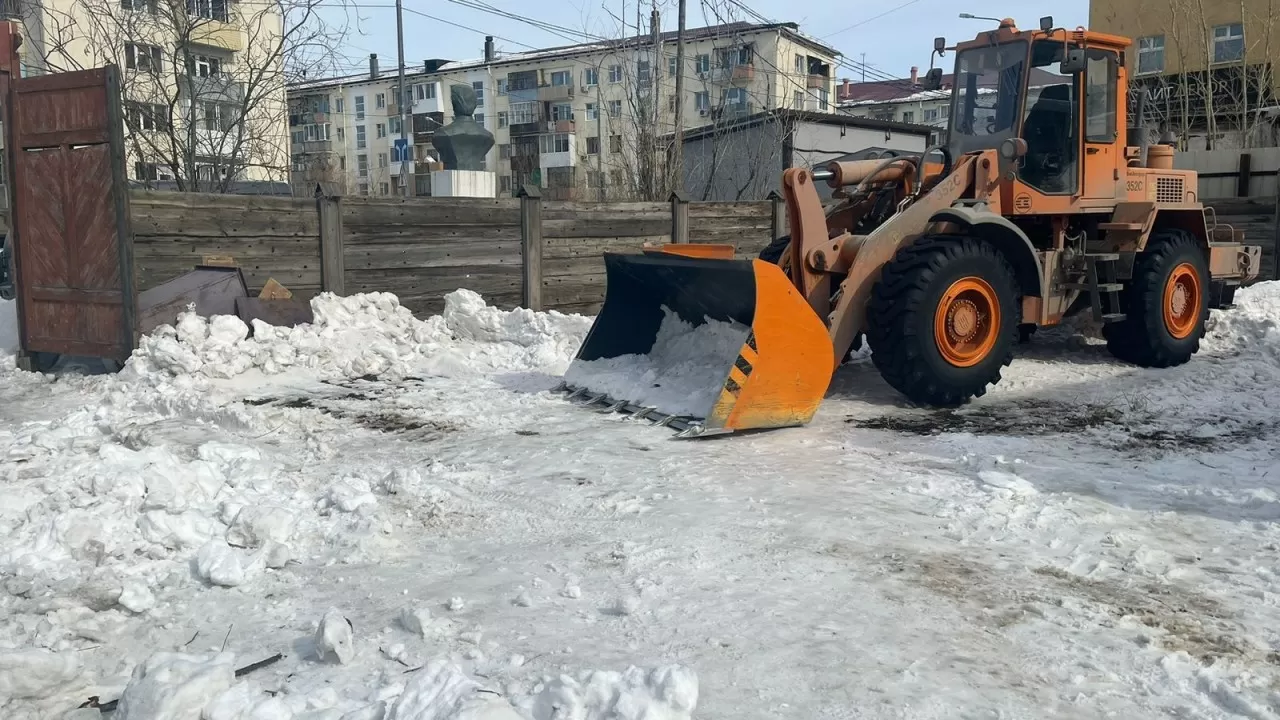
[1081,48,1122,201]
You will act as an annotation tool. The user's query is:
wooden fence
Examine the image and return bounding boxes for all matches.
[1204,197,1280,280]
[132,192,324,299]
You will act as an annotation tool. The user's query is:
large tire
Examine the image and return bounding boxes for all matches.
[867,234,1021,406]
[1103,229,1208,367]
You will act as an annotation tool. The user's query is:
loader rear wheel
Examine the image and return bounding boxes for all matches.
[1103,229,1208,367]
[867,234,1020,406]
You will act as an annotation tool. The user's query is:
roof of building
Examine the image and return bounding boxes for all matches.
[675,108,934,144]
[289,21,840,94]
[837,68,1064,104]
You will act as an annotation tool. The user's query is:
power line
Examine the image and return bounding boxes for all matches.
[821,0,923,41]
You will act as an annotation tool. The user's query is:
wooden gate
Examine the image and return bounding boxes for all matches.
[6,64,135,363]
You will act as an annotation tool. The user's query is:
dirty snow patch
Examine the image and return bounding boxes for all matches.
[562,307,748,418]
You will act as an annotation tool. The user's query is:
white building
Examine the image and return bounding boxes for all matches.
[287,20,842,200]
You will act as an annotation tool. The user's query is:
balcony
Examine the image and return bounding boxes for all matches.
[717,65,755,84]
[806,74,829,89]
[299,139,333,154]
[551,119,575,133]
[537,83,575,102]
[190,21,244,52]
[414,83,443,114]
[509,121,544,137]
[180,73,245,103]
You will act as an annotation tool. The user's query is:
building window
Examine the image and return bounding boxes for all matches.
[695,54,710,75]
[500,175,512,194]
[335,97,344,113]
[375,93,386,109]
[357,154,368,177]
[389,117,402,135]
[695,91,709,112]
[586,136,600,154]
[358,183,369,195]
[668,57,678,77]
[134,161,160,181]
[610,134,621,153]
[127,102,169,132]
[1137,35,1164,75]
[339,156,345,170]
[794,53,804,73]
[723,87,747,108]
[550,70,571,86]
[122,0,158,13]
[380,182,389,195]
[416,83,435,100]
[355,96,365,120]
[608,64,623,83]
[499,143,511,159]
[637,59,651,84]
[186,54,222,77]
[792,90,803,109]
[376,123,387,139]
[124,43,163,73]
[510,101,536,124]
[584,67,598,86]
[377,152,388,168]
[186,0,228,22]
[336,127,344,141]
[608,99,622,117]
[472,81,485,106]
[498,111,508,128]
[718,45,752,67]
[497,79,507,95]
[901,111,914,123]
[584,102,598,120]
[539,133,570,153]
[356,125,366,148]
[923,107,941,122]
[1213,23,1244,64]
[551,102,573,122]
[475,112,484,127]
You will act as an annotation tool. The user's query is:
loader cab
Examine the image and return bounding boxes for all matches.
[945,21,1127,211]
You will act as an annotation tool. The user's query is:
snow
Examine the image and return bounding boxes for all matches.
[562,307,749,418]
[2,284,1280,718]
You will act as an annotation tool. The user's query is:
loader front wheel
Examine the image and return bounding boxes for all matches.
[1103,230,1208,367]
[867,235,1020,406]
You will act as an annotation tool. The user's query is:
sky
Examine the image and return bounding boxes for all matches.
[319,0,1090,82]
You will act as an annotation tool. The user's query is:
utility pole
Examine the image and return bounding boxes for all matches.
[396,0,413,196]
[669,0,685,195]
[650,5,661,198]
[861,52,866,82]
[596,59,605,201]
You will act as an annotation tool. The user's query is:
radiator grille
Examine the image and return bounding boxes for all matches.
[1155,176,1184,204]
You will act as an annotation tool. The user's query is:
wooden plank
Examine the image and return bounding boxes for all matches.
[687,202,774,217]
[344,195,520,211]
[541,201,669,215]
[344,243,520,270]
[131,206,318,238]
[521,192,543,311]
[318,195,345,295]
[133,237,322,258]
[344,224,521,244]
[543,218,671,238]
[342,202,520,227]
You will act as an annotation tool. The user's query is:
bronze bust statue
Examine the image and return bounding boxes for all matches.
[433,83,494,171]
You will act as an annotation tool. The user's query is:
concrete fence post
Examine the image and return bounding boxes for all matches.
[767,189,786,241]
[315,182,345,296]
[669,190,689,243]
[519,184,543,311]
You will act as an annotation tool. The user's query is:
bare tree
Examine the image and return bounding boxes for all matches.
[23,0,350,192]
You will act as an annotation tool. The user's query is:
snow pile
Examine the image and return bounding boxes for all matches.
[562,307,749,418]
[1203,281,1280,357]
[0,649,81,700]
[388,660,521,720]
[121,290,592,384]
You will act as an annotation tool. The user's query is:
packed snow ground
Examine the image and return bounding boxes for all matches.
[1,284,1279,719]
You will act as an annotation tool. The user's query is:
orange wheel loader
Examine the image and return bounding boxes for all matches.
[559,17,1262,438]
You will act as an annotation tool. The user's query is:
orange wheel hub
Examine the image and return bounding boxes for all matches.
[934,277,1001,368]
[1163,262,1201,339]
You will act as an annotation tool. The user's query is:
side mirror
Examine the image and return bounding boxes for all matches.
[933,37,946,55]
[1039,16,1054,32]
[923,67,943,91]
[1059,47,1087,74]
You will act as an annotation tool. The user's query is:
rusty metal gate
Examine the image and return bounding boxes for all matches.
[6,63,135,364]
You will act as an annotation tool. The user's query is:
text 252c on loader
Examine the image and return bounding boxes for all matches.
[559,17,1262,437]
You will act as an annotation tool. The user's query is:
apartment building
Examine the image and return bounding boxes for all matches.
[4,0,289,187]
[1091,0,1280,147]
[287,20,840,199]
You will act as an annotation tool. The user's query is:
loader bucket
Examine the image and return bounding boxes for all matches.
[560,251,836,437]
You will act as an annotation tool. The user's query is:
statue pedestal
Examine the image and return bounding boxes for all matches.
[431,170,495,198]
